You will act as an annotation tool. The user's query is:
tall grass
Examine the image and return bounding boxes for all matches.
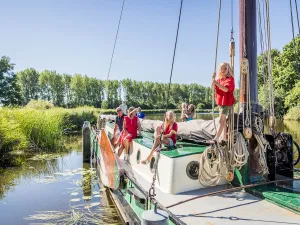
[0,106,99,159]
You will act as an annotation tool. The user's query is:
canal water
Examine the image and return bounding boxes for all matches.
[0,136,121,225]
[0,114,299,225]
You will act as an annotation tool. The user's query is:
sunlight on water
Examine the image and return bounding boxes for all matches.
[0,137,120,225]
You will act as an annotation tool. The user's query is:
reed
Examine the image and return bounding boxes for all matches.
[0,106,99,158]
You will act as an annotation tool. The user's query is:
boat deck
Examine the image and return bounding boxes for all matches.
[107,122,208,158]
[123,160,300,225]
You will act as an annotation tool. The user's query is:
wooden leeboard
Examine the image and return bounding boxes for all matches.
[98,129,120,190]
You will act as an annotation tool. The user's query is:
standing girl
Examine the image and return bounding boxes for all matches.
[211,62,235,143]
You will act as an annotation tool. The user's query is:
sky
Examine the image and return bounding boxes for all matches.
[0,0,297,87]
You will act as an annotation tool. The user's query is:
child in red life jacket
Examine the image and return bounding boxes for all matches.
[211,62,235,144]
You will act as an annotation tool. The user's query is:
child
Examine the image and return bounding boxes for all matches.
[210,62,235,144]
[186,104,195,121]
[180,102,188,122]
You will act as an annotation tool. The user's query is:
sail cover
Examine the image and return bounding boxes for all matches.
[140,119,220,142]
[98,114,220,143]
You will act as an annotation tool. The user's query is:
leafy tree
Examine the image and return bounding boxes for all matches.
[0,56,22,106]
[285,81,300,108]
[17,68,40,104]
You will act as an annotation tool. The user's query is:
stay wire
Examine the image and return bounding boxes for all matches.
[165,0,184,112]
[294,0,300,34]
[107,0,126,80]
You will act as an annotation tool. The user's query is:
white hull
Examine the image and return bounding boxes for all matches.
[105,125,227,194]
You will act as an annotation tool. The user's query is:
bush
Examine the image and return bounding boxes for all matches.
[63,107,98,130]
[284,106,300,121]
[197,103,205,110]
[26,99,54,110]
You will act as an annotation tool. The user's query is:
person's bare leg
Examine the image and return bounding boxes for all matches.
[141,136,160,164]
[222,117,228,141]
[124,139,130,155]
[213,114,226,141]
[142,137,171,164]
[117,145,124,156]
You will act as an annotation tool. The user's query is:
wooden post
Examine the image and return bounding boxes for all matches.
[82,121,91,163]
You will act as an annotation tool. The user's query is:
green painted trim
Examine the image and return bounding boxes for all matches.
[248,185,300,215]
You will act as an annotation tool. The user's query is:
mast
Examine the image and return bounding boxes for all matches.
[239,0,265,183]
[239,0,261,111]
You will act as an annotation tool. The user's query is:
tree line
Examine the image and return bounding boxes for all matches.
[0,59,217,109]
[257,36,300,116]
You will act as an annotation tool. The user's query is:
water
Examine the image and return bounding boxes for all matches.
[0,136,120,225]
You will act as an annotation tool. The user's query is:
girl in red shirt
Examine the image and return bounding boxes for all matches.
[141,111,178,164]
[211,62,235,144]
[117,107,141,160]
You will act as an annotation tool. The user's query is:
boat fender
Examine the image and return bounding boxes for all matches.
[243,127,252,140]
[141,202,169,225]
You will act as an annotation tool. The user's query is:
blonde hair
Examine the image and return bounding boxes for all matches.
[165,110,175,124]
[218,62,233,78]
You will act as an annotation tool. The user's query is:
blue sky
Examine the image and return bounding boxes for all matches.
[0,0,297,87]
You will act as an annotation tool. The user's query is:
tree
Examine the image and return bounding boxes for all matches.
[257,37,300,116]
[17,68,40,104]
[62,74,72,107]
[285,81,300,108]
[70,74,85,106]
[0,56,22,106]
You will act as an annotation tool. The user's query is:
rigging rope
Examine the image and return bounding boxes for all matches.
[107,0,126,80]
[265,0,276,131]
[294,0,300,34]
[212,0,222,135]
[165,0,184,112]
[148,0,184,204]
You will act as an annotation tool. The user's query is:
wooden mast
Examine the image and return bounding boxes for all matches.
[239,0,265,183]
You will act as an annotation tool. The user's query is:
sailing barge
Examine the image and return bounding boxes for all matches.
[82,0,300,224]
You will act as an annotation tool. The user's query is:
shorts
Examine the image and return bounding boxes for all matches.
[219,106,232,116]
[168,138,174,147]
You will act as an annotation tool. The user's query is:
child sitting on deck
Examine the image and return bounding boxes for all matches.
[141,111,178,164]
[116,107,141,161]
[210,62,235,144]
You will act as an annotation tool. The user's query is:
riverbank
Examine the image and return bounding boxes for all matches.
[0,106,98,166]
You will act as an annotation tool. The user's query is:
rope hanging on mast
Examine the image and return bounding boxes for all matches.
[107,0,126,80]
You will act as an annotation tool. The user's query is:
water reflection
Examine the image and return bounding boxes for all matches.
[0,136,120,225]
